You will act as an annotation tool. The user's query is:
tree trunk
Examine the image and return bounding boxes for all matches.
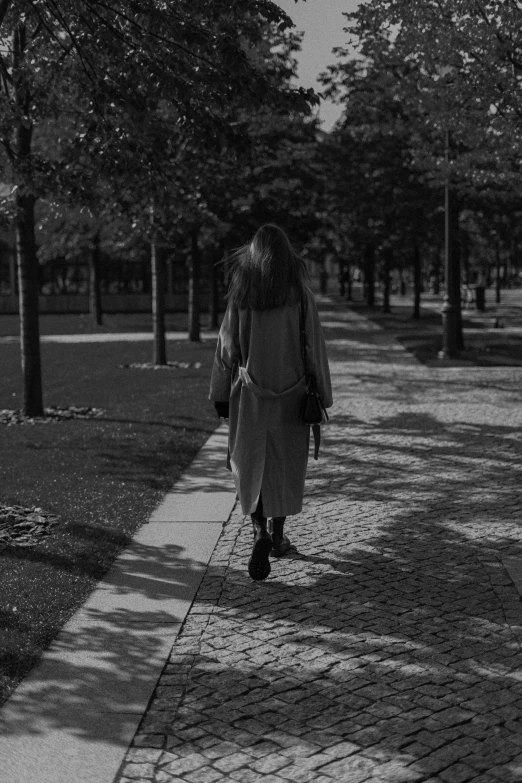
[141,258,150,293]
[339,264,345,297]
[346,264,352,300]
[9,245,16,304]
[13,23,43,416]
[208,247,219,330]
[509,237,520,288]
[413,245,421,319]
[399,269,406,296]
[495,243,501,304]
[382,248,392,313]
[450,204,464,351]
[188,227,201,342]
[440,161,465,357]
[16,190,43,416]
[163,252,172,295]
[462,240,470,286]
[151,239,167,365]
[89,232,103,326]
[432,248,441,295]
[319,265,328,294]
[364,242,375,307]
[504,246,510,289]
[222,246,230,288]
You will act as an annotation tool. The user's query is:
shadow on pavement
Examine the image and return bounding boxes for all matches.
[4,296,522,782]
[123,300,522,780]
[0,540,209,746]
[172,399,522,779]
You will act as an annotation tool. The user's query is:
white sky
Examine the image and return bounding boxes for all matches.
[275,0,362,130]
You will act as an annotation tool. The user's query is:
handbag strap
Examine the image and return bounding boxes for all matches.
[300,293,327,460]
[299,293,309,377]
[312,424,321,460]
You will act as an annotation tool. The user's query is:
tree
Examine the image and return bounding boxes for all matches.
[63,11,317,355]
[322,0,522,346]
[169,23,322,338]
[320,63,440,315]
[0,0,316,406]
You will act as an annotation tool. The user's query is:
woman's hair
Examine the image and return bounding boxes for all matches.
[227,224,308,311]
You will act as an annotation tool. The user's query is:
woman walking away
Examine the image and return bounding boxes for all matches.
[209,224,332,581]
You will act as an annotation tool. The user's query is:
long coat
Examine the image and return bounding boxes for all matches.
[209,286,333,518]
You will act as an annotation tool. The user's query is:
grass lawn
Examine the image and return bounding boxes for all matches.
[349,290,522,366]
[0,333,220,707]
[0,311,216,336]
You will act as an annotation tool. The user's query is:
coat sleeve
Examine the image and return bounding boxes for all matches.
[209,303,241,402]
[304,288,333,409]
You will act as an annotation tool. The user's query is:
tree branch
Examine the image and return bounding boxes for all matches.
[30,21,43,40]
[89,0,223,72]
[0,51,13,87]
[77,4,139,51]
[26,0,79,58]
[42,0,96,82]
[1,136,15,161]
[0,0,11,30]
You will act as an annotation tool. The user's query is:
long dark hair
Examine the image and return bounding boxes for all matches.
[227,224,308,311]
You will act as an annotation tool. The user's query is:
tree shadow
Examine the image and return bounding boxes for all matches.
[3,296,522,780]
[163,477,522,779]
[93,480,522,782]
[130,345,522,780]
[97,426,231,494]
[98,416,215,434]
[3,487,519,777]
[0,540,212,745]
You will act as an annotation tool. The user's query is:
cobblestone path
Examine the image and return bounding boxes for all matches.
[116,299,522,783]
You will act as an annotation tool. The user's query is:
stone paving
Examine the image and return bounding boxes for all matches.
[115,300,522,783]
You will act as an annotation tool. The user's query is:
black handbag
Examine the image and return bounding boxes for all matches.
[299,295,328,459]
[300,373,326,425]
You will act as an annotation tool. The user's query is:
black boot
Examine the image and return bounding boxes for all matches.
[248,513,272,581]
[271,516,291,557]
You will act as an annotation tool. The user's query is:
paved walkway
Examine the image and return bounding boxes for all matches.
[114,300,522,783]
[0,330,219,344]
[3,297,522,783]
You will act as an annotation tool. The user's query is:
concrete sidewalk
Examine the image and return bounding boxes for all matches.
[0,330,219,344]
[2,298,522,783]
[0,427,236,783]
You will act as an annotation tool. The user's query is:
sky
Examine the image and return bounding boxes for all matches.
[275,0,362,130]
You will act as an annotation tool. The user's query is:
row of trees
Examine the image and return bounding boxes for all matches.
[0,0,320,414]
[320,0,522,350]
[2,0,522,414]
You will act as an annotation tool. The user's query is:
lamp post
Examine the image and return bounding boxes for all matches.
[438,128,459,358]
